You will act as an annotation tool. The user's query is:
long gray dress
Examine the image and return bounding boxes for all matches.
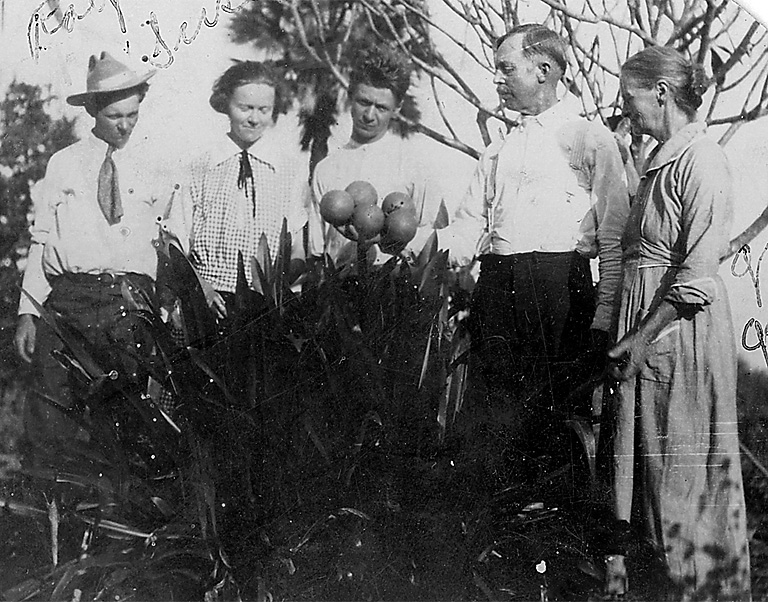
[612,122,751,601]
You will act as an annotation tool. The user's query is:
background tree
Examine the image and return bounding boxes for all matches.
[0,81,76,451]
[228,0,473,168]
[230,0,768,157]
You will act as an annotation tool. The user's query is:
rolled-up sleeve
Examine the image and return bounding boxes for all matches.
[590,134,631,332]
[664,141,730,307]
[437,151,492,267]
[18,159,60,316]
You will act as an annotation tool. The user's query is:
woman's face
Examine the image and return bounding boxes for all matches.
[620,76,663,139]
[227,82,276,149]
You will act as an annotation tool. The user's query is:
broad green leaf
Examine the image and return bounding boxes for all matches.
[168,245,218,346]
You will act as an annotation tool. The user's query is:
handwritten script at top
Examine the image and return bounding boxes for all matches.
[28,0,250,68]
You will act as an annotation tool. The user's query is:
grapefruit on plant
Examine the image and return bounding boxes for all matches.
[352,204,385,239]
[383,209,418,245]
[320,189,355,226]
[345,181,379,208]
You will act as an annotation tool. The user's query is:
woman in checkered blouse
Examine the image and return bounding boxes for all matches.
[186,61,311,321]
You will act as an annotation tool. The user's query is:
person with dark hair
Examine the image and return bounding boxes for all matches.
[14,52,183,455]
[438,23,630,461]
[186,60,310,320]
[309,46,444,260]
[604,45,751,600]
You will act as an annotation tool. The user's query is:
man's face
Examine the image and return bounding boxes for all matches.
[350,84,399,144]
[227,82,276,149]
[493,35,542,115]
[92,93,141,149]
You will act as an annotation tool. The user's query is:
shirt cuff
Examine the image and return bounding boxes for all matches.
[18,295,42,317]
[591,303,614,333]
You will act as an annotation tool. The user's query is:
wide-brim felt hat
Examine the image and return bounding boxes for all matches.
[66,51,155,106]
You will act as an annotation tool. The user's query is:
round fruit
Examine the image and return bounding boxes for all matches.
[320,189,355,226]
[345,180,379,208]
[381,191,410,215]
[400,197,417,216]
[383,209,418,245]
[352,204,385,239]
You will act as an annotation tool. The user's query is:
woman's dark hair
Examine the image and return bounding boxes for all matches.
[209,61,286,120]
[84,82,150,117]
[621,46,708,118]
[495,24,568,75]
[349,46,412,104]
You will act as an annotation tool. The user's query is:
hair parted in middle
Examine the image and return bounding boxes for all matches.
[349,45,413,104]
[209,60,289,120]
[495,23,568,76]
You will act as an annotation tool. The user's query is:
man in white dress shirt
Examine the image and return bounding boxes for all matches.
[14,52,182,453]
[310,46,444,260]
[441,25,630,446]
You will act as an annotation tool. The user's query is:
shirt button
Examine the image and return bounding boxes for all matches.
[119,226,132,238]
[128,188,134,194]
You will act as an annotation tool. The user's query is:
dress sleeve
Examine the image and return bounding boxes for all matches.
[18,158,60,316]
[185,157,209,258]
[665,141,731,306]
[590,132,631,332]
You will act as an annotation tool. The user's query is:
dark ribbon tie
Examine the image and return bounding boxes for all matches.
[97,145,124,225]
[237,149,256,217]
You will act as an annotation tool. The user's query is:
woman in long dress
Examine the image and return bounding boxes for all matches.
[606,46,751,601]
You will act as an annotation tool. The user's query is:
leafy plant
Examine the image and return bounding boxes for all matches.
[2,222,468,601]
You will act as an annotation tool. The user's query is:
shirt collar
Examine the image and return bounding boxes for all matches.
[515,93,582,130]
[341,130,398,152]
[86,129,150,157]
[87,130,108,149]
[209,127,282,168]
[643,122,708,173]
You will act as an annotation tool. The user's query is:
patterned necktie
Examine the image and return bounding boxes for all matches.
[237,149,256,217]
[97,145,123,225]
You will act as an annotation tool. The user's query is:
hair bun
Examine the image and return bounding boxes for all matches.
[688,63,708,107]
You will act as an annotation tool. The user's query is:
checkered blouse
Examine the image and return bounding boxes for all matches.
[187,130,310,293]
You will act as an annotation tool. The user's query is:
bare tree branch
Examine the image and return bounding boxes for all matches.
[536,0,656,45]
[395,113,480,158]
[429,74,459,140]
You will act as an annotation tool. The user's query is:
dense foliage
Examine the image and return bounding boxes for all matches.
[0,81,76,454]
[0,228,480,600]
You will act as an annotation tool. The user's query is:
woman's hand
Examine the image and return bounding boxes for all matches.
[607,332,650,381]
[608,300,682,381]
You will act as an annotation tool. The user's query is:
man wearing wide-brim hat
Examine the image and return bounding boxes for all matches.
[14,51,187,459]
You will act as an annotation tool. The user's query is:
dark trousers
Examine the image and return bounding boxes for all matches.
[24,272,155,456]
[470,251,595,414]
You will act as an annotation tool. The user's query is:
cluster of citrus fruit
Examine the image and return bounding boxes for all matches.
[319,181,419,249]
